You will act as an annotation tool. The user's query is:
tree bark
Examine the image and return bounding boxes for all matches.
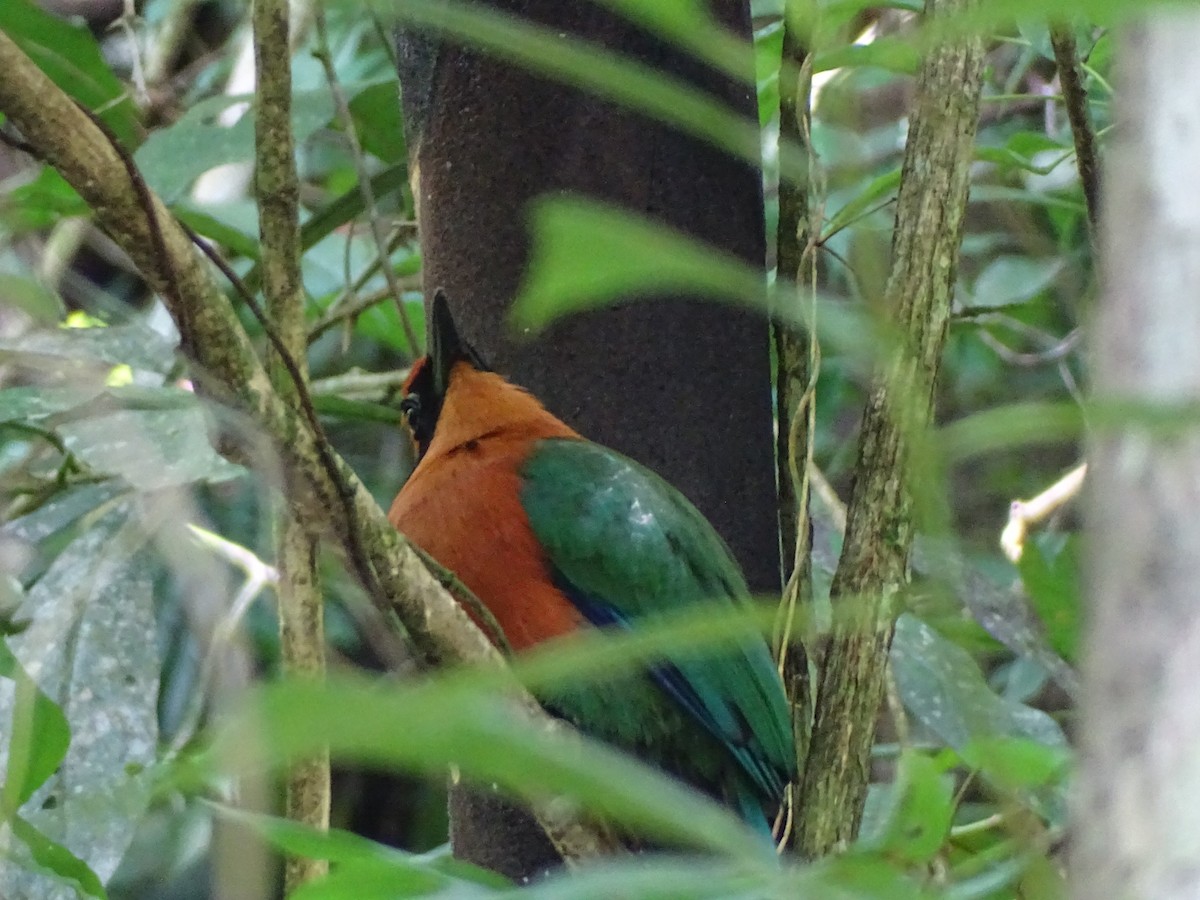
[1074,12,1200,899]
[396,0,778,879]
[794,0,984,857]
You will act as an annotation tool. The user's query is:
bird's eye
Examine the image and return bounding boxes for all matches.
[400,395,421,428]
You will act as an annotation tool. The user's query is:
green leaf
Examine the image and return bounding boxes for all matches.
[0,274,66,324]
[937,402,1083,462]
[59,404,245,490]
[174,205,262,260]
[0,168,88,235]
[0,507,157,894]
[0,0,140,147]
[968,256,1064,309]
[0,483,127,546]
[813,37,921,76]
[0,640,70,810]
[959,737,1070,792]
[134,90,338,202]
[5,813,107,899]
[0,385,105,425]
[1018,537,1081,663]
[347,81,407,163]
[823,169,902,239]
[210,805,508,895]
[891,614,1066,753]
[0,322,177,375]
[217,673,773,863]
[512,197,767,331]
[860,753,955,864]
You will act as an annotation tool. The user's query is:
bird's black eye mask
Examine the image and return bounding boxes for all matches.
[399,290,489,462]
[400,358,438,460]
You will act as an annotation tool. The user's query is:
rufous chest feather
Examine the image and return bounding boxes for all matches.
[388,436,583,651]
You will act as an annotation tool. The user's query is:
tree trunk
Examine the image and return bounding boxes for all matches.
[1074,12,1200,899]
[396,0,778,880]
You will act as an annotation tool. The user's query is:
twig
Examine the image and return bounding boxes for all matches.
[771,2,821,851]
[312,11,420,356]
[1000,463,1087,563]
[252,0,329,888]
[308,275,421,345]
[311,367,412,401]
[1049,25,1101,237]
[169,526,279,756]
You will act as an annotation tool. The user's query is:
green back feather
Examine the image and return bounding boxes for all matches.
[519,438,796,804]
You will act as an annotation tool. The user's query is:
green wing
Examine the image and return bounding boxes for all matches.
[519,437,795,804]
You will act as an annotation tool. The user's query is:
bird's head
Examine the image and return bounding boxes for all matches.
[400,290,488,460]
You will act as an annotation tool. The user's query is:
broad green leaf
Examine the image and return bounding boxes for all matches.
[891,614,1066,754]
[135,90,338,202]
[959,738,1070,792]
[0,385,104,424]
[347,81,408,163]
[859,753,955,864]
[218,673,772,863]
[0,168,88,235]
[0,0,140,147]
[968,256,1064,309]
[0,483,127,547]
[5,813,107,899]
[212,805,507,896]
[0,322,177,375]
[0,274,65,324]
[0,508,158,895]
[513,197,882,363]
[823,169,902,239]
[59,404,244,490]
[0,640,70,810]
[813,37,921,75]
[288,860,461,899]
[910,539,1078,699]
[1018,537,1081,663]
[936,402,1082,462]
[512,197,767,330]
[174,205,262,260]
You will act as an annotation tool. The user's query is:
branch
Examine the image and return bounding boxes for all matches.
[0,28,617,863]
[771,0,820,848]
[1049,24,1101,237]
[794,0,986,857]
[252,0,329,890]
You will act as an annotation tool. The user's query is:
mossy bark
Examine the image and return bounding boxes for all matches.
[794,0,985,857]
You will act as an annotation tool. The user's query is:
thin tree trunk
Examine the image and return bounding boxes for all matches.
[396,0,778,879]
[795,0,984,856]
[1074,12,1200,899]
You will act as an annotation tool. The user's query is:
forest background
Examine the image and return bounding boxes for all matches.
[0,0,1165,897]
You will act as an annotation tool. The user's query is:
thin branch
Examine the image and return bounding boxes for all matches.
[308,275,421,345]
[0,28,617,864]
[252,0,329,889]
[795,0,986,857]
[1049,25,1101,237]
[1000,462,1087,563]
[312,11,420,356]
[771,3,820,850]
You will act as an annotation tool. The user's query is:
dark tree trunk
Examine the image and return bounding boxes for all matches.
[396,0,778,880]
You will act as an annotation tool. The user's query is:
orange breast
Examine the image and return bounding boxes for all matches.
[388,435,583,651]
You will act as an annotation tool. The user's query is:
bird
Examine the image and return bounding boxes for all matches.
[388,292,795,836]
